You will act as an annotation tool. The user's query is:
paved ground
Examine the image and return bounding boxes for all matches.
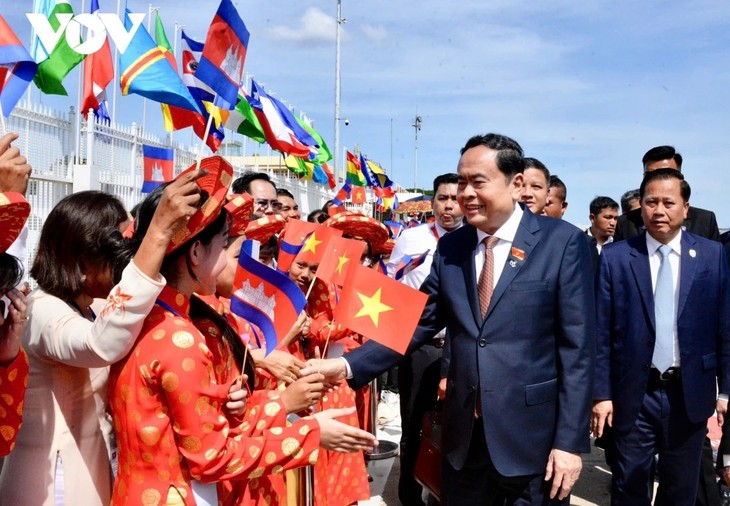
[358,393,728,505]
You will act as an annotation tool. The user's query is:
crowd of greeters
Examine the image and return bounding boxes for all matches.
[1,128,730,506]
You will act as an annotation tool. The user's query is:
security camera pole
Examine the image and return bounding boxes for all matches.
[333,0,346,182]
[412,114,422,191]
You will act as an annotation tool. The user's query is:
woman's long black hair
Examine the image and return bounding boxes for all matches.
[121,183,255,389]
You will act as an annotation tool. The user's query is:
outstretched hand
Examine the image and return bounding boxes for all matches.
[314,407,378,453]
[300,356,347,385]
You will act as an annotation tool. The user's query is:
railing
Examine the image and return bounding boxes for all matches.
[7,104,337,278]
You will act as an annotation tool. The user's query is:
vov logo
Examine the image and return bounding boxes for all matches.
[26,12,146,55]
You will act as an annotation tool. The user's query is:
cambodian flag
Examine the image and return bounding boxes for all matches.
[0,16,37,117]
[384,220,403,239]
[142,145,174,193]
[393,250,430,281]
[195,0,249,110]
[230,240,307,355]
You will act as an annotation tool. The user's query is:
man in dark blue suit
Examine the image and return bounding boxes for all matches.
[306,133,595,504]
[592,169,730,504]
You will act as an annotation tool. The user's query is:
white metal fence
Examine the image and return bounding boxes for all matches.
[7,104,337,278]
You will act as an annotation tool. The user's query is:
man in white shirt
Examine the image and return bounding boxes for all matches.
[387,173,463,506]
[592,169,730,504]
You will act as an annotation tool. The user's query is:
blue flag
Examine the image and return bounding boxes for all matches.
[119,10,199,112]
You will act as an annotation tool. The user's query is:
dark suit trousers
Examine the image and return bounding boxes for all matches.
[612,378,706,506]
[442,421,569,506]
[398,342,442,506]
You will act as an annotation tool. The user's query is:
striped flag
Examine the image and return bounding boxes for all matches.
[230,240,307,356]
[0,16,37,117]
[81,0,113,121]
[142,145,173,193]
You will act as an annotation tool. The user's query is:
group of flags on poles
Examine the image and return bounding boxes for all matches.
[0,0,340,189]
[230,218,428,356]
[330,149,398,212]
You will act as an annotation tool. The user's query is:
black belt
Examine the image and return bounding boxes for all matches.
[648,367,681,388]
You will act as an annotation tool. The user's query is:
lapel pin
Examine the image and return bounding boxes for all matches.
[689,249,696,258]
[509,260,517,268]
[511,247,525,262]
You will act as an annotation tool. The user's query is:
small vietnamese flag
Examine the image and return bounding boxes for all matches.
[316,235,366,286]
[334,263,427,354]
[294,225,343,266]
[351,186,366,204]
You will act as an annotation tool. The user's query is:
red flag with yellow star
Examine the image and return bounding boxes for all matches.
[316,235,366,286]
[293,225,342,266]
[333,263,427,354]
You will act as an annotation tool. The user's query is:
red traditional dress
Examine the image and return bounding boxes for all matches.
[0,349,28,456]
[109,286,321,506]
[304,283,370,506]
[197,293,293,506]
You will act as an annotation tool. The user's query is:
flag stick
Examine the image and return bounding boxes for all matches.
[320,321,335,359]
[195,101,216,170]
[241,343,250,394]
[304,275,317,301]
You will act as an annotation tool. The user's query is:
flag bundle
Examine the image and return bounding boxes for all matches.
[0,16,37,117]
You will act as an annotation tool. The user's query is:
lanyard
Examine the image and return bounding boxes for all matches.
[156,299,183,318]
[430,224,440,241]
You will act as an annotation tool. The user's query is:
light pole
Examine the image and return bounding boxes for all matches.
[333,0,346,182]
[412,114,422,191]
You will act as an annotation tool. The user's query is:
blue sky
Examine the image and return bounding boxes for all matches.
[5,1,730,228]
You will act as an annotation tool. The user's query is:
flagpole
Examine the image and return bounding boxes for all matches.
[112,0,121,122]
[141,4,157,134]
[75,0,88,166]
[333,0,344,183]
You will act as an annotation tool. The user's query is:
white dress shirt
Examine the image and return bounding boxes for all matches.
[475,204,524,289]
[646,231,682,368]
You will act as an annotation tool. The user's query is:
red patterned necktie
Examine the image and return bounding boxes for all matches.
[478,236,499,319]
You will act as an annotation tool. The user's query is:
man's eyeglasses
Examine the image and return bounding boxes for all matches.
[255,199,283,211]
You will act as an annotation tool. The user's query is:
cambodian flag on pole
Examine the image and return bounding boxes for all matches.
[0,16,37,117]
[195,0,249,110]
[230,240,307,356]
[142,145,174,193]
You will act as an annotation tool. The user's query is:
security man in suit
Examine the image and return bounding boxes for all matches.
[613,146,719,242]
[593,169,730,504]
[306,133,596,504]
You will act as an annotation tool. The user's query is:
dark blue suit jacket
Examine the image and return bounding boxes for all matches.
[346,209,595,477]
[594,232,730,433]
